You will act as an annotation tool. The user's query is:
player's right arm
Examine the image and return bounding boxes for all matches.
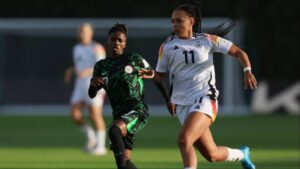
[139,43,176,115]
[139,43,168,82]
[88,62,105,98]
[88,76,105,98]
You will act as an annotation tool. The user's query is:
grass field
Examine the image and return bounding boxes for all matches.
[0,115,299,169]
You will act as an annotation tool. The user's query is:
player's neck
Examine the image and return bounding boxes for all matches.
[177,30,193,39]
[80,40,92,46]
[111,53,123,58]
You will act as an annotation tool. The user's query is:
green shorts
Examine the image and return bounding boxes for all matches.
[111,109,149,150]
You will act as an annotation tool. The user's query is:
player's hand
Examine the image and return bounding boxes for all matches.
[64,67,74,85]
[138,68,155,79]
[167,101,176,116]
[244,71,257,90]
[90,76,105,89]
[64,73,72,85]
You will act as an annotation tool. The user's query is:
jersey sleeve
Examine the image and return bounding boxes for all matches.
[208,34,233,54]
[155,43,169,73]
[135,53,151,69]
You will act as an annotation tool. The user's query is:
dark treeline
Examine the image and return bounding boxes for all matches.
[0,0,299,82]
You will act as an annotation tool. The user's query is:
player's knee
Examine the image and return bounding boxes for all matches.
[71,110,82,122]
[108,125,122,140]
[177,134,191,149]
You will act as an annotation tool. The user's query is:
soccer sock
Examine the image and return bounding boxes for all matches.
[225,147,245,161]
[126,160,138,169]
[184,167,196,169]
[108,125,126,169]
[80,124,95,140]
[95,130,106,148]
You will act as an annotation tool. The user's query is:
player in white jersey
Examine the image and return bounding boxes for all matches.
[64,23,107,155]
[139,3,257,169]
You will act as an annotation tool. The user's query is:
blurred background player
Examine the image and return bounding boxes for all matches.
[64,23,107,156]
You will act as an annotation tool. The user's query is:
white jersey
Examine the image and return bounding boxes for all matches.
[156,33,233,105]
[73,42,106,75]
[71,42,106,105]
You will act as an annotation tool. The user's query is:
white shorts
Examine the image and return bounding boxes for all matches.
[70,78,105,107]
[176,96,218,125]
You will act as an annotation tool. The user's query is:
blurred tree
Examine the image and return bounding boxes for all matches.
[0,0,299,81]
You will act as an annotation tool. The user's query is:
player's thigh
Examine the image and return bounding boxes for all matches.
[71,102,84,113]
[122,110,148,135]
[111,119,128,136]
[118,110,148,150]
[88,105,101,117]
[179,112,211,143]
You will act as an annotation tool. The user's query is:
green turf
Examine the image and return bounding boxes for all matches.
[0,115,299,169]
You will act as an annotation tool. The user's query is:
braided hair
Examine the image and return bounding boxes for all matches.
[108,23,128,37]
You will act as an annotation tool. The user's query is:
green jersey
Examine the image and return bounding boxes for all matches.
[92,53,151,119]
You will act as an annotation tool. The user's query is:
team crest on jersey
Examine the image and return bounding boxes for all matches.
[125,65,134,74]
[196,40,202,47]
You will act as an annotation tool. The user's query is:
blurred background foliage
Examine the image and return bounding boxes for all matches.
[0,0,299,82]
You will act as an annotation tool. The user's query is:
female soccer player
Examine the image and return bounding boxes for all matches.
[139,3,257,169]
[64,23,107,155]
[89,23,167,169]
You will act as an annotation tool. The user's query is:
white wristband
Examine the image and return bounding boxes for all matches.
[149,69,155,79]
[243,67,251,72]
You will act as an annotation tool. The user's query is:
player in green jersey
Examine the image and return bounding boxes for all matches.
[88,23,170,169]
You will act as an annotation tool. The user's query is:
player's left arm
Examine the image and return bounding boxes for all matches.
[228,44,257,90]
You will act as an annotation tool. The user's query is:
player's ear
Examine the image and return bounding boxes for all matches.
[190,17,195,26]
[124,39,127,48]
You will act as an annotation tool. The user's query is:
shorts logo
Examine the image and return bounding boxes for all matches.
[194,105,200,109]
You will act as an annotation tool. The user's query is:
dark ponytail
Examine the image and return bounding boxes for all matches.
[209,19,237,38]
[194,1,202,33]
[175,1,237,38]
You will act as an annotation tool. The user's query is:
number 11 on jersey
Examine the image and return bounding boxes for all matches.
[183,50,195,64]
